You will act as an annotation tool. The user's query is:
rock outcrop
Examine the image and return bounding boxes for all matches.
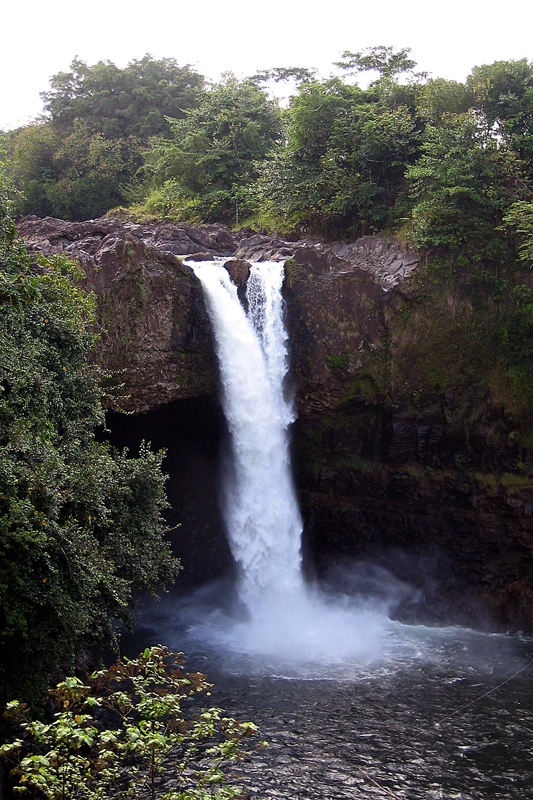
[18,217,417,412]
[18,215,533,631]
[223,258,251,287]
[18,216,230,411]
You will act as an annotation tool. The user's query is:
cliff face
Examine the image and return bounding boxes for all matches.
[19,216,533,631]
[19,216,228,411]
[283,246,533,631]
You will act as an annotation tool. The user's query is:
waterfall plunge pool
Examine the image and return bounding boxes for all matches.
[122,591,533,800]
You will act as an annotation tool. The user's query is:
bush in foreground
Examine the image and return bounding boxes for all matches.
[0,166,180,703]
[1,646,258,800]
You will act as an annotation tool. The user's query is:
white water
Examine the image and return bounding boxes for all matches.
[191,261,304,607]
[188,260,389,668]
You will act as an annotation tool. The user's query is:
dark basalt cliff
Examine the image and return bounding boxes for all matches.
[283,248,533,631]
[19,216,533,631]
[19,215,231,411]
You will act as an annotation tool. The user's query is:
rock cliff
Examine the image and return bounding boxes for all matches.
[19,215,533,631]
[19,216,228,411]
[283,247,533,631]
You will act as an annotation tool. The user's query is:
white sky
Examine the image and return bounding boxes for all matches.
[2,0,532,132]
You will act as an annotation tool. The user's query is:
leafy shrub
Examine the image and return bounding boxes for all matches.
[1,646,258,800]
[0,167,179,702]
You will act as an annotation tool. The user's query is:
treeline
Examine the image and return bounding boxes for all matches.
[2,56,204,220]
[2,47,533,266]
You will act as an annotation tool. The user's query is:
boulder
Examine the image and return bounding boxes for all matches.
[186,252,216,262]
[223,258,251,287]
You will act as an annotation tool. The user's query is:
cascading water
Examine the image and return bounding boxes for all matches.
[191,260,304,607]
[189,259,387,668]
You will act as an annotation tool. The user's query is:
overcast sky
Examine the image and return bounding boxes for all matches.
[2,0,532,131]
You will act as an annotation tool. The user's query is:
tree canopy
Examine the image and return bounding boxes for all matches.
[407,111,530,261]
[41,55,204,139]
[145,73,282,223]
[3,55,204,221]
[335,46,419,81]
[253,77,420,236]
[3,50,533,259]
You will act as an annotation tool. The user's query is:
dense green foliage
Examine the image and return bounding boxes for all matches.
[406,112,530,261]
[0,169,179,702]
[3,56,203,220]
[4,47,533,250]
[1,646,257,800]
[467,59,533,173]
[503,201,533,265]
[253,78,420,236]
[252,52,533,241]
[9,120,142,220]
[144,74,282,223]
[41,56,204,139]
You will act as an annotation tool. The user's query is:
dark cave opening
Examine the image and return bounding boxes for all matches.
[105,396,235,592]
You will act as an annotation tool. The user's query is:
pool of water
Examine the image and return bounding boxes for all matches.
[122,591,533,799]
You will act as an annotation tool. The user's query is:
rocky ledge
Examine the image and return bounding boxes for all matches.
[18,216,417,412]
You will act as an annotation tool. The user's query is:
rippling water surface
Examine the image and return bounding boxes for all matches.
[126,595,533,800]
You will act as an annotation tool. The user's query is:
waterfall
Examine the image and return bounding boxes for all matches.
[191,260,304,609]
[187,258,386,671]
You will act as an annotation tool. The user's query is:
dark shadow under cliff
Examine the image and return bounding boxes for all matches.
[105,397,235,591]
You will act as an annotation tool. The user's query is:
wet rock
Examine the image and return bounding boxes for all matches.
[331,236,419,291]
[389,414,417,464]
[19,217,419,419]
[234,232,419,291]
[187,252,217,262]
[223,258,251,287]
[19,216,219,413]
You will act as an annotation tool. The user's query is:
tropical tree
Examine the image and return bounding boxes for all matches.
[4,55,205,220]
[335,45,419,82]
[254,77,420,236]
[41,55,204,139]
[8,120,143,220]
[416,78,475,125]
[503,201,533,266]
[407,111,532,261]
[468,59,533,173]
[145,73,282,223]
